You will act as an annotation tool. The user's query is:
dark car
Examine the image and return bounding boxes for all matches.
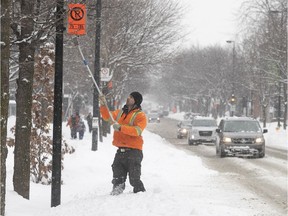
[177,120,192,139]
[216,117,267,158]
[147,113,160,123]
[163,110,169,116]
[187,116,218,145]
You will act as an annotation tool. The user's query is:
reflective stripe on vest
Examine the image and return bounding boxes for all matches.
[115,110,123,122]
[115,110,142,135]
[129,110,143,135]
[128,110,141,126]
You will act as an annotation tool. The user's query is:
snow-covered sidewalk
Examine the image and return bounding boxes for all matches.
[5,115,287,216]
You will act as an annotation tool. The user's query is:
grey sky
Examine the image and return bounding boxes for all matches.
[180,0,244,47]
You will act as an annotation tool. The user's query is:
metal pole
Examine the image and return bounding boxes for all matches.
[232,42,235,94]
[51,0,64,207]
[278,83,281,128]
[73,37,115,122]
[92,0,102,151]
[226,40,236,116]
[226,40,235,94]
[72,38,114,121]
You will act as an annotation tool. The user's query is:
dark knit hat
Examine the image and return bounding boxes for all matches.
[130,92,143,106]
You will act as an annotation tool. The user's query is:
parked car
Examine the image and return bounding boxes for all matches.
[183,112,200,120]
[147,113,160,123]
[177,120,192,139]
[163,110,169,116]
[215,117,267,158]
[187,116,217,145]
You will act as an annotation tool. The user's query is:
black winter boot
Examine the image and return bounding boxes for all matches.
[133,184,146,193]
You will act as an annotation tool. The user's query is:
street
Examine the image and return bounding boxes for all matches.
[147,117,288,215]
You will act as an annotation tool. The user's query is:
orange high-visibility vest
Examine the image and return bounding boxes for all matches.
[100,106,147,150]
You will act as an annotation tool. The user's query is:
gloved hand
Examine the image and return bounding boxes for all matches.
[113,123,121,131]
[99,95,107,106]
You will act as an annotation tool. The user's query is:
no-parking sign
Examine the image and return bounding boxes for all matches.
[68,4,86,35]
[101,68,112,82]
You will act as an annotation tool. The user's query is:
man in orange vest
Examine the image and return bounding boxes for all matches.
[100,92,147,195]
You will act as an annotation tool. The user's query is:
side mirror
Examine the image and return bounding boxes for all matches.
[263,129,268,133]
[216,128,221,133]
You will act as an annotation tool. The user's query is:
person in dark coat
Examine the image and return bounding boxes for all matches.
[77,118,86,140]
[66,112,79,139]
[86,112,93,133]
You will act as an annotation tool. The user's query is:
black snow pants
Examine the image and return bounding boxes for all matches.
[111,148,146,193]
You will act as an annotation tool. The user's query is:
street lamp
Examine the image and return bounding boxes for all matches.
[226,40,235,93]
[227,40,236,116]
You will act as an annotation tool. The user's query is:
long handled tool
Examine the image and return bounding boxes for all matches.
[72,37,115,123]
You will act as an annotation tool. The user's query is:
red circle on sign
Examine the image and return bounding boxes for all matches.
[70,7,84,21]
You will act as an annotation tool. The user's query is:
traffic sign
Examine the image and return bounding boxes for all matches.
[100,67,112,82]
[68,4,86,35]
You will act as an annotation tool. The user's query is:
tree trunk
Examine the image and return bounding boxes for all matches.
[1,0,11,214]
[13,0,35,199]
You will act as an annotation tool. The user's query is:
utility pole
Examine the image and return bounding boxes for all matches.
[226,40,235,94]
[227,40,236,117]
[92,0,102,151]
[277,84,281,128]
[51,0,64,207]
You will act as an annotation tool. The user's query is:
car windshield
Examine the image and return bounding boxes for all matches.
[192,119,217,127]
[223,121,261,132]
[148,113,159,118]
[182,121,192,127]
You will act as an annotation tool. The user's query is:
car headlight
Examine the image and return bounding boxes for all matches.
[255,137,263,143]
[182,129,187,133]
[223,137,232,143]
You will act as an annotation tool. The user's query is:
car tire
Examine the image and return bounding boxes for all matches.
[219,144,226,158]
[258,147,265,158]
[259,153,265,158]
[188,139,193,145]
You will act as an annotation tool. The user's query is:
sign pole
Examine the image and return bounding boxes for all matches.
[51,0,64,207]
[92,0,102,150]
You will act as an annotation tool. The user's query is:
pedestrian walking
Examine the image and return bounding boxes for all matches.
[66,112,80,139]
[99,92,147,195]
[86,112,93,133]
[77,118,86,140]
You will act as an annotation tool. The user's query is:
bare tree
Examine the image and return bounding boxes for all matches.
[239,0,287,124]
[10,0,57,199]
[12,0,37,199]
[101,0,184,102]
[62,0,184,110]
[1,0,11,214]
[159,45,231,116]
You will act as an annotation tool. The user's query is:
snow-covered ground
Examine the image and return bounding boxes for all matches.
[5,114,287,216]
